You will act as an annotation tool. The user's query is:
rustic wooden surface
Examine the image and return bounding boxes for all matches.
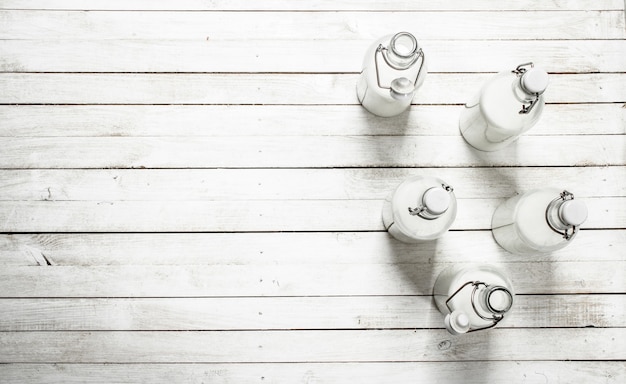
[0,1,625,383]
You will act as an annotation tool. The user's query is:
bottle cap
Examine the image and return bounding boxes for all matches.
[422,187,451,216]
[521,67,549,94]
[390,77,415,100]
[487,288,513,313]
[444,310,471,335]
[559,199,588,226]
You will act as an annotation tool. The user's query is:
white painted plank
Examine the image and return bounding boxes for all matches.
[2,104,624,137]
[0,362,624,384]
[1,167,623,202]
[0,295,623,330]
[0,198,622,232]
[0,136,623,169]
[0,329,624,362]
[1,11,623,40]
[2,40,624,73]
[1,230,624,267]
[1,73,624,104]
[1,0,622,11]
[0,261,623,297]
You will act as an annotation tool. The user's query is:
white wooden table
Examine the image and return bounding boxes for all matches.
[1,1,625,382]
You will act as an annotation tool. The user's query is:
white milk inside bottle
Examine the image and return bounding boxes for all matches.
[382,176,456,243]
[459,62,548,151]
[492,188,588,254]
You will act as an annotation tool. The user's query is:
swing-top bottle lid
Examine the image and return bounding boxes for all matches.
[390,77,415,100]
[422,187,451,216]
[444,310,471,335]
[559,199,588,226]
[521,67,549,94]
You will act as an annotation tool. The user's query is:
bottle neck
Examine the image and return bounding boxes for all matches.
[476,285,513,316]
[545,190,587,240]
[512,77,536,103]
[385,32,420,69]
[546,198,571,231]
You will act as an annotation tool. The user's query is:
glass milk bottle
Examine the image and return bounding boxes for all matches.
[459,62,549,151]
[356,32,427,117]
[434,264,514,335]
[492,188,588,254]
[382,176,456,243]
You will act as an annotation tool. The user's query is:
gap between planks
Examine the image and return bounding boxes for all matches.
[1,105,624,137]
[1,40,624,73]
[1,0,624,11]
[0,361,624,384]
[1,10,624,40]
[0,198,623,232]
[1,73,625,104]
[0,295,623,330]
[0,329,623,362]
[0,230,624,266]
[0,261,623,297]
[0,167,623,201]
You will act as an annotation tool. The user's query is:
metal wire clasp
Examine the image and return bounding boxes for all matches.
[445,281,512,333]
[546,190,579,240]
[512,62,540,115]
[373,33,425,95]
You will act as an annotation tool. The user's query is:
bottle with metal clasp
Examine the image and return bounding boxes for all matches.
[459,62,549,151]
[356,32,427,117]
[382,176,456,243]
[434,264,514,335]
[492,188,588,254]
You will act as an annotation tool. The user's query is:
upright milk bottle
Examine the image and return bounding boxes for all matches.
[382,176,456,243]
[357,32,427,117]
[459,62,548,151]
[492,188,588,254]
[434,264,515,335]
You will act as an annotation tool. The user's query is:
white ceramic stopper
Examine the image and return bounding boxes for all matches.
[559,199,588,226]
[444,310,470,335]
[422,187,451,216]
[390,77,415,100]
[521,67,549,94]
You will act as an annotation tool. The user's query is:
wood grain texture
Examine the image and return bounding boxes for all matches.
[1,329,624,362]
[1,231,624,267]
[1,10,624,40]
[0,136,624,168]
[1,0,623,11]
[1,295,623,331]
[2,39,625,73]
[0,1,624,380]
[1,73,625,104]
[0,168,624,201]
[0,261,623,297]
[0,198,622,232]
[0,362,624,384]
[2,104,624,137]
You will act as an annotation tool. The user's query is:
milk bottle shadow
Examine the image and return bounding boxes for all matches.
[463,137,522,173]
[382,232,442,335]
[357,107,412,168]
[384,233,439,296]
